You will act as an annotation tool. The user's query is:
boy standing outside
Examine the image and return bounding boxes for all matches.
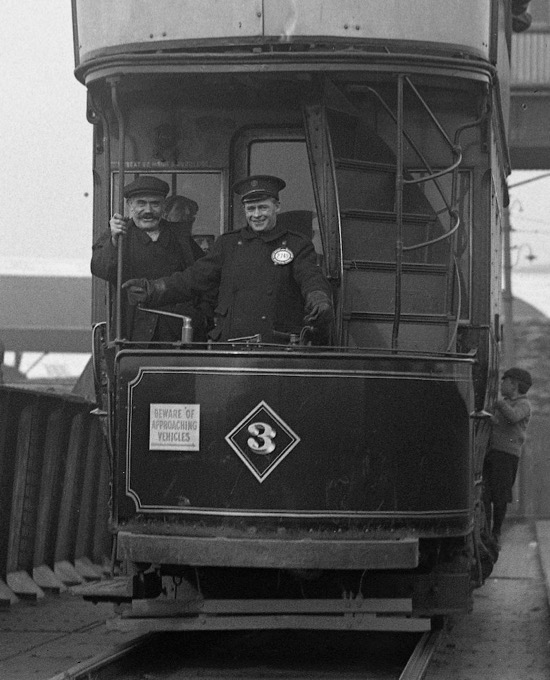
[483,367,532,547]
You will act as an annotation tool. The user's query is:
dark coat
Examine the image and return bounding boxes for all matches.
[159,223,332,342]
[91,220,208,341]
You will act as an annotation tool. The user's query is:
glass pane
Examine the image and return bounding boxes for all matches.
[112,171,222,249]
[249,141,323,254]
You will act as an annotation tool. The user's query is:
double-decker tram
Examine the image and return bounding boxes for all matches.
[73,0,510,632]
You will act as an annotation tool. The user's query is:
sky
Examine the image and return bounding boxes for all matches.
[0,1,92,274]
[0,1,549,316]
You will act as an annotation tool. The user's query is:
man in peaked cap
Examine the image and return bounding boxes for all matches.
[91,175,211,342]
[233,174,286,204]
[483,366,533,549]
[163,193,206,257]
[164,194,199,227]
[122,174,333,344]
[97,175,173,246]
[124,175,170,198]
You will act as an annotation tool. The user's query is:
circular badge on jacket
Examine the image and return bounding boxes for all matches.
[271,247,294,265]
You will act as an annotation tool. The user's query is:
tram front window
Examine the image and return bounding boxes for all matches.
[249,140,323,256]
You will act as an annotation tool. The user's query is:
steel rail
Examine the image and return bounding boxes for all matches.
[398,628,443,680]
[47,633,156,680]
[46,626,442,679]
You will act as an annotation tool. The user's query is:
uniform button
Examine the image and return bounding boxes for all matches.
[261,315,267,320]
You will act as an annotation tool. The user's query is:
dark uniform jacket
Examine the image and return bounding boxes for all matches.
[91,220,208,341]
[158,223,332,342]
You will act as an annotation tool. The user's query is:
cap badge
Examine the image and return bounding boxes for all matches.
[271,247,294,265]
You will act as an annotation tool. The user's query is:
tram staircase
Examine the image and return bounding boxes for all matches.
[306,85,459,353]
[336,158,452,352]
[0,385,111,605]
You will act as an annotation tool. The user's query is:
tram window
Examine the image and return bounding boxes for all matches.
[249,141,323,255]
[112,171,223,244]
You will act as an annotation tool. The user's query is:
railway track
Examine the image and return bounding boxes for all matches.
[47,634,157,680]
[47,627,443,680]
[398,629,443,680]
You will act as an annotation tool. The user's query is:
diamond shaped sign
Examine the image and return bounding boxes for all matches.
[225,401,301,483]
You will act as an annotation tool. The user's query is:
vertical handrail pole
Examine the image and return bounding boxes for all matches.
[102,109,113,341]
[92,99,113,341]
[109,78,126,343]
[502,204,515,367]
[392,75,405,350]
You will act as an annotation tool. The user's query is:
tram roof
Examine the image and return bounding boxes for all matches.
[73,0,498,76]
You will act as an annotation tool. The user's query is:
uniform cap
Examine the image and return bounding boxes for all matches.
[503,367,532,388]
[123,176,170,199]
[164,194,199,216]
[233,175,286,203]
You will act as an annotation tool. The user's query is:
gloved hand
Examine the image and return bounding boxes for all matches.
[122,278,166,307]
[304,290,333,326]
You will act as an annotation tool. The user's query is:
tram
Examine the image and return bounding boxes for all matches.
[73,1,514,632]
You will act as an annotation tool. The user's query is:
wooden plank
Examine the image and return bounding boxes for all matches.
[33,407,75,568]
[117,532,419,570]
[75,422,103,562]
[74,557,104,581]
[54,413,90,564]
[6,405,40,574]
[109,612,431,633]
[92,429,113,565]
[128,597,413,618]
[6,570,45,600]
[0,577,18,606]
[33,564,67,594]
[54,560,85,586]
[0,390,16,580]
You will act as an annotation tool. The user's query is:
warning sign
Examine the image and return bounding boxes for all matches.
[149,404,200,451]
